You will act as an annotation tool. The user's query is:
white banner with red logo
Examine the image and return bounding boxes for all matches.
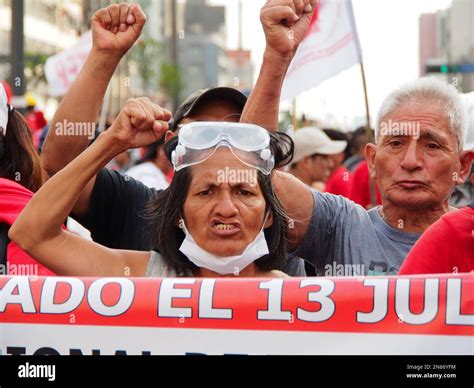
[281,0,362,101]
[0,274,472,355]
[44,31,92,97]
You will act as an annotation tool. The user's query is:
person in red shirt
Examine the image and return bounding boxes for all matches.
[349,160,382,209]
[399,203,474,275]
[0,85,54,276]
[325,166,352,197]
[23,93,48,149]
[0,178,55,276]
[323,129,352,198]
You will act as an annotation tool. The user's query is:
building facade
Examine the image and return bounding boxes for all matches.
[419,0,474,92]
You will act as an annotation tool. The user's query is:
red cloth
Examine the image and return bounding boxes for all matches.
[24,111,47,149]
[1,80,12,103]
[399,206,474,275]
[0,178,55,276]
[349,160,382,208]
[166,169,174,183]
[24,110,47,132]
[325,166,352,198]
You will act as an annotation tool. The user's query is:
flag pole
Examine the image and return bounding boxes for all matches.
[359,61,372,142]
[292,97,297,131]
[346,0,371,141]
[360,59,378,208]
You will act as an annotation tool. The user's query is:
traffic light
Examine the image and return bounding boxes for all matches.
[425,64,461,73]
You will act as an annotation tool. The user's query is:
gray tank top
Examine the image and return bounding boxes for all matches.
[145,250,193,277]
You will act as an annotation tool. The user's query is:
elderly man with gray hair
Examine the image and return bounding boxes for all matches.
[240,2,473,276]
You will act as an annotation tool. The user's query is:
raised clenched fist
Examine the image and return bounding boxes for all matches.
[107,98,172,152]
[260,0,317,59]
[91,3,147,58]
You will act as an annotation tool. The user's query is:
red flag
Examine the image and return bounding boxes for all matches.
[282,0,362,101]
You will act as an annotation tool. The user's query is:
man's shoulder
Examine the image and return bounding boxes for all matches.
[310,190,370,230]
[313,190,364,212]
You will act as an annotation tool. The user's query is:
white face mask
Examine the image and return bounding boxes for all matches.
[178,215,270,275]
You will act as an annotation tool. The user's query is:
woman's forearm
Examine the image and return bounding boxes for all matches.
[10,131,121,251]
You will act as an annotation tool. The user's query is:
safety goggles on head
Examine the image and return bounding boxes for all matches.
[171,122,275,175]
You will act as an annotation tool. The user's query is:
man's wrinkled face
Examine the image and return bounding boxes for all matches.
[367,103,469,210]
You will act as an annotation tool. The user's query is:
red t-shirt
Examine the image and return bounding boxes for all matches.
[0,178,55,276]
[325,166,352,198]
[349,160,382,208]
[399,206,474,275]
[24,110,47,132]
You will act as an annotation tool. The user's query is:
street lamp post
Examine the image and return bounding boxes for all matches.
[10,0,25,105]
[171,0,179,112]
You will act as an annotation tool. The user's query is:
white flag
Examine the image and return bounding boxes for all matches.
[45,31,92,97]
[281,0,362,101]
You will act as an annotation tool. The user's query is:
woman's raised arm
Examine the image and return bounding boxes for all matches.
[9,98,170,277]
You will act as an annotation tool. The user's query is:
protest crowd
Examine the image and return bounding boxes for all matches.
[0,0,473,282]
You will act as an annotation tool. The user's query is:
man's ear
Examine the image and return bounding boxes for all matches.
[455,150,474,185]
[365,143,377,180]
[165,130,176,142]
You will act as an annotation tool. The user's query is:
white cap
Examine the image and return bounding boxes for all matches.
[291,127,347,164]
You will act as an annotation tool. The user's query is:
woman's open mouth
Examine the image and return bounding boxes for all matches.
[210,220,241,236]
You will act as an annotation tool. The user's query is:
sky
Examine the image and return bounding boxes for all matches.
[210,0,453,130]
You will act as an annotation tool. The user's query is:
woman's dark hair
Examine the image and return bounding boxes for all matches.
[0,109,42,192]
[146,131,294,274]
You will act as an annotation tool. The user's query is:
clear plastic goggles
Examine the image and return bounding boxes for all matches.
[171,122,275,175]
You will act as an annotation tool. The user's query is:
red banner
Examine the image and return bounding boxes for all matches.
[1,274,472,335]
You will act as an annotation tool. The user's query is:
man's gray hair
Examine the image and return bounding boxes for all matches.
[376,77,467,149]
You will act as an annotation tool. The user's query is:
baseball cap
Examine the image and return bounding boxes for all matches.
[169,87,247,131]
[291,127,348,164]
